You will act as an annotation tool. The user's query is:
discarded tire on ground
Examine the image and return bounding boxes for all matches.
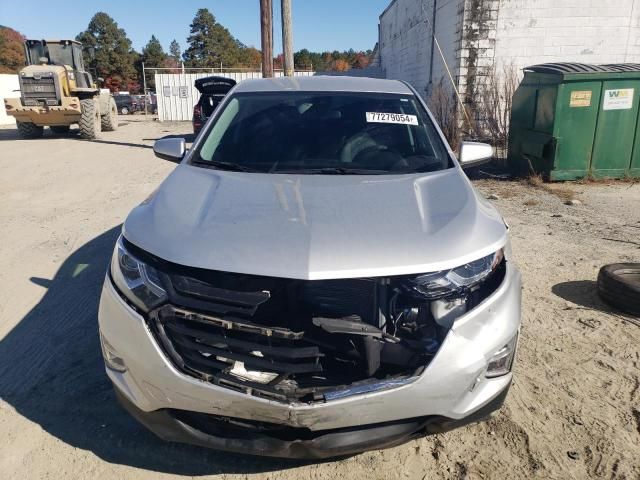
[597,263,640,316]
[79,98,101,140]
[16,121,44,139]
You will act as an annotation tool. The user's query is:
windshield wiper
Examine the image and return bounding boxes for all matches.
[192,159,257,172]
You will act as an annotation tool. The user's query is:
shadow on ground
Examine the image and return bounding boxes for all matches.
[0,227,314,475]
[143,133,196,143]
[552,279,631,316]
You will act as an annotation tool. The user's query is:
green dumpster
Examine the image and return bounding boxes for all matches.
[508,63,640,180]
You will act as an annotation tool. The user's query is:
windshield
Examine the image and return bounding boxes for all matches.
[46,43,74,67]
[192,91,451,174]
[26,41,45,65]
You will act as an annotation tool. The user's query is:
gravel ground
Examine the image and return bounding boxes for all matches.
[0,120,638,479]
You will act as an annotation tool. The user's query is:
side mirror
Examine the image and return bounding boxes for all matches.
[458,141,494,168]
[153,138,185,163]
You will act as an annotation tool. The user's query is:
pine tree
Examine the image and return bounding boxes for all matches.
[76,12,137,90]
[141,35,166,68]
[139,35,167,89]
[183,8,242,68]
[169,39,181,62]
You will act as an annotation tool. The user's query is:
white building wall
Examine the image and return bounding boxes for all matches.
[378,0,465,99]
[493,0,640,73]
[0,74,20,125]
[378,0,640,102]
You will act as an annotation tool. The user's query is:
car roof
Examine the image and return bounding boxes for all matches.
[233,75,414,95]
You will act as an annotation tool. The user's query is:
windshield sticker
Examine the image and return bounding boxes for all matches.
[366,112,418,125]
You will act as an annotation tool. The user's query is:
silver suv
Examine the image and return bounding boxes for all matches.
[99,76,521,459]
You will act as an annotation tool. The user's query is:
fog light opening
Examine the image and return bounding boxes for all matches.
[486,334,518,378]
[100,332,127,372]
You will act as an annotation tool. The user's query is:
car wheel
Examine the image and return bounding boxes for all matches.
[597,263,640,316]
[121,106,129,115]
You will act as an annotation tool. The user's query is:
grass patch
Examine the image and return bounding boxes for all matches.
[523,174,577,203]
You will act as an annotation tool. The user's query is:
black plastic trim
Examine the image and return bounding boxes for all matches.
[113,381,511,459]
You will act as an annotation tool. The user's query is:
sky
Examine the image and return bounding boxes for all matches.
[0,0,391,54]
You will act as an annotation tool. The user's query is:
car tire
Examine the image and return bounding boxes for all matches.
[597,263,640,316]
[50,125,71,134]
[121,106,129,115]
[17,121,44,139]
[79,98,101,140]
[101,97,119,132]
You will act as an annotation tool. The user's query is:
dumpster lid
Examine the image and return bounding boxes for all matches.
[524,63,640,75]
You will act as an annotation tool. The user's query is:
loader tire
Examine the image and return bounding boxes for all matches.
[79,98,101,140]
[17,121,44,139]
[597,263,640,316]
[101,97,118,131]
[50,125,71,134]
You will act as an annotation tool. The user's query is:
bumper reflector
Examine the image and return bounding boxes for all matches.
[486,333,518,378]
[100,332,127,372]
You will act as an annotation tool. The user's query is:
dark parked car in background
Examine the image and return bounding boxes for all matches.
[114,95,137,115]
[192,76,236,135]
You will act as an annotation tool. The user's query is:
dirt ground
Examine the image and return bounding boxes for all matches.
[0,119,638,480]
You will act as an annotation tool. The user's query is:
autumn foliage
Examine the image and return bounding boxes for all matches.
[0,26,26,74]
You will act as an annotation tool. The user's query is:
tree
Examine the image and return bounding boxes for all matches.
[183,8,242,68]
[237,47,261,68]
[76,12,138,91]
[294,48,312,70]
[142,35,167,67]
[332,59,350,72]
[139,35,167,90]
[0,26,26,74]
[290,48,373,72]
[169,39,181,62]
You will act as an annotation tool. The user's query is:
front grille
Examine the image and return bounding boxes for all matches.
[148,273,403,403]
[152,304,325,401]
[21,76,59,106]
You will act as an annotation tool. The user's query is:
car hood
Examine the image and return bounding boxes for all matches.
[123,165,507,280]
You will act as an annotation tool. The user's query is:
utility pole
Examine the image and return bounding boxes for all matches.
[142,62,147,119]
[281,0,294,76]
[260,0,274,78]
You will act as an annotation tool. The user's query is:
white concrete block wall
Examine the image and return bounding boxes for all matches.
[379,0,640,102]
[378,0,465,99]
[493,0,640,72]
[0,74,20,126]
[432,0,465,91]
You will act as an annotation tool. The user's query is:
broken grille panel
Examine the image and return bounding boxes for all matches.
[147,273,420,403]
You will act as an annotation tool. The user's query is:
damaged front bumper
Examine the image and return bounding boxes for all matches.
[98,262,521,456]
[113,383,510,459]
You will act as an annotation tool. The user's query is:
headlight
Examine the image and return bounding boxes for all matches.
[407,249,504,299]
[110,236,167,312]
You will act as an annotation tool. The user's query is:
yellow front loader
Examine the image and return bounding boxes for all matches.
[4,39,118,140]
